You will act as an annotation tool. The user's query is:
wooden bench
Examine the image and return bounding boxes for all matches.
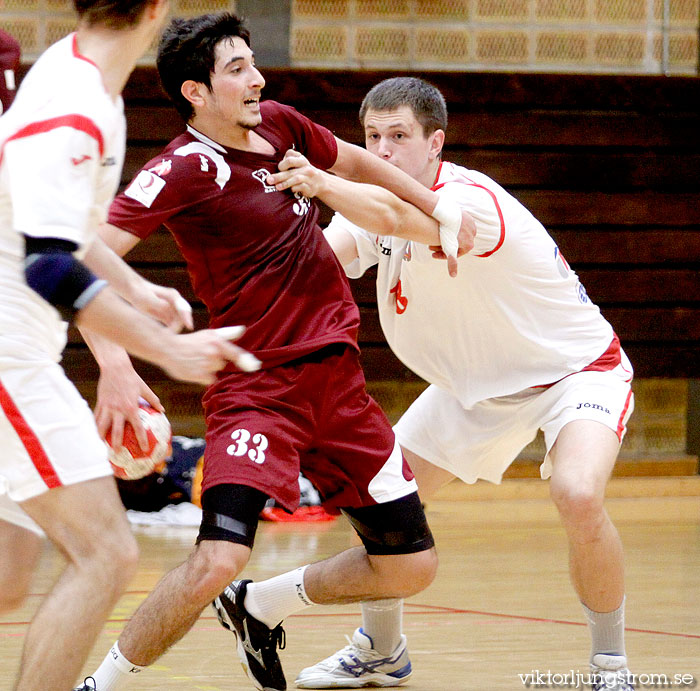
[54,67,700,454]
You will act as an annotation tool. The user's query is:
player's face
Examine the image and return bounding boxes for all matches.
[363,106,441,186]
[206,36,265,130]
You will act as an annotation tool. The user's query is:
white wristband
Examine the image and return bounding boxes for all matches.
[430,195,460,259]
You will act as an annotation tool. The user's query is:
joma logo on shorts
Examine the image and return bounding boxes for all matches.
[576,402,611,414]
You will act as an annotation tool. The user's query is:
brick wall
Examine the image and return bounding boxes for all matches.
[3,0,698,73]
[290,0,698,73]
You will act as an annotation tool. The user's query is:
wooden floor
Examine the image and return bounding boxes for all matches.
[2,478,699,690]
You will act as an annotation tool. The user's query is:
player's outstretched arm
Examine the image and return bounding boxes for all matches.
[331,139,439,213]
[76,288,259,385]
[330,139,476,263]
[271,149,471,277]
[84,232,193,332]
[271,150,440,244]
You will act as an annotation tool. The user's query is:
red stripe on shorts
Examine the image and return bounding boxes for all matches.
[616,388,634,441]
[0,378,62,489]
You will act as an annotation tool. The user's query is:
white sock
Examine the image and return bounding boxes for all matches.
[244,565,315,628]
[583,597,627,661]
[361,599,403,655]
[90,642,145,690]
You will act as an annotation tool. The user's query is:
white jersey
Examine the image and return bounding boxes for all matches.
[0,34,125,366]
[333,160,617,409]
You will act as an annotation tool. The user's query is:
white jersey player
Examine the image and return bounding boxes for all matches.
[334,159,632,484]
[0,33,126,366]
[281,77,635,691]
[0,3,253,690]
[341,160,623,408]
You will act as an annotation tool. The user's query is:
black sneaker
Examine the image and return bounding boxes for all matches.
[73,678,97,690]
[212,579,287,691]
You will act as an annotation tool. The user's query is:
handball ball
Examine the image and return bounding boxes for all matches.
[106,402,172,481]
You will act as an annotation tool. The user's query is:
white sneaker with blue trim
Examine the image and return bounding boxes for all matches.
[590,654,635,690]
[295,628,411,688]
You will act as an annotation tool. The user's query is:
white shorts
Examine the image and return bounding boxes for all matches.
[0,491,44,535]
[0,361,111,532]
[394,362,634,485]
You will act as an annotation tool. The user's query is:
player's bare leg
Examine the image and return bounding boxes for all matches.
[402,447,457,501]
[13,476,138,691]
[549,419,633,690]
[548,419,624,611]
[296,457,445,689]
[0,521,42,614]
[304,546,437,605]
[117,540,251,665]
[220,545,437,691]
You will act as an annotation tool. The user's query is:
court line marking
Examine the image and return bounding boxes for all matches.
[2,598,698,640]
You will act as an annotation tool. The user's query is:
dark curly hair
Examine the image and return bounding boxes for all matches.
[157,13,251,122]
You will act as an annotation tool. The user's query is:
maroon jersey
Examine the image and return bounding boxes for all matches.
[109,101,360,368]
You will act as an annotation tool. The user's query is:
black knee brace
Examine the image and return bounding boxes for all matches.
[342,492,435,555]
[196,484,269,548]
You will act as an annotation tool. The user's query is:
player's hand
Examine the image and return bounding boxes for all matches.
[267,149,327,198]
[429,210,476,277]
[95,363,163,452]
[130,281,194,332]
[163,326,261,385]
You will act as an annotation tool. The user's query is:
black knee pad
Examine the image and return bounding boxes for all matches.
[197,484,269,548]
[342,492,435,555]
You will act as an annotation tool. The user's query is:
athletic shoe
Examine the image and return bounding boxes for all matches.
[590,654,635,690]
[295,628,411,688]
[73,678,97,691]
[212,579,287,691]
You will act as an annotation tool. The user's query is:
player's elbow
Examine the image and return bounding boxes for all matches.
[373,202,403,237]
[23,237,108,320]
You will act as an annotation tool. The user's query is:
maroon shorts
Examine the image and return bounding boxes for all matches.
[201,344,417,513]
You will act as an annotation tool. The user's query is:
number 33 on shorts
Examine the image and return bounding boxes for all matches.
[226,428,269,464]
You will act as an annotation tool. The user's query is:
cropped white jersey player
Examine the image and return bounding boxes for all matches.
[0,34,126,515]
[0,3,255,690]
[292,77,635,691]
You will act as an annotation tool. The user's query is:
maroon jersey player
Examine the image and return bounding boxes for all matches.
[82,13,474,691]
[109,101,358,367]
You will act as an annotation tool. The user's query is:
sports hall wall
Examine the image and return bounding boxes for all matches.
[5,0,700,473]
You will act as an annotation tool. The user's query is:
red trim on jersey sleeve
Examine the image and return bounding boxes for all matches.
[432,167,506,258]
[0,379,62,490]
[0,114,105,166]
